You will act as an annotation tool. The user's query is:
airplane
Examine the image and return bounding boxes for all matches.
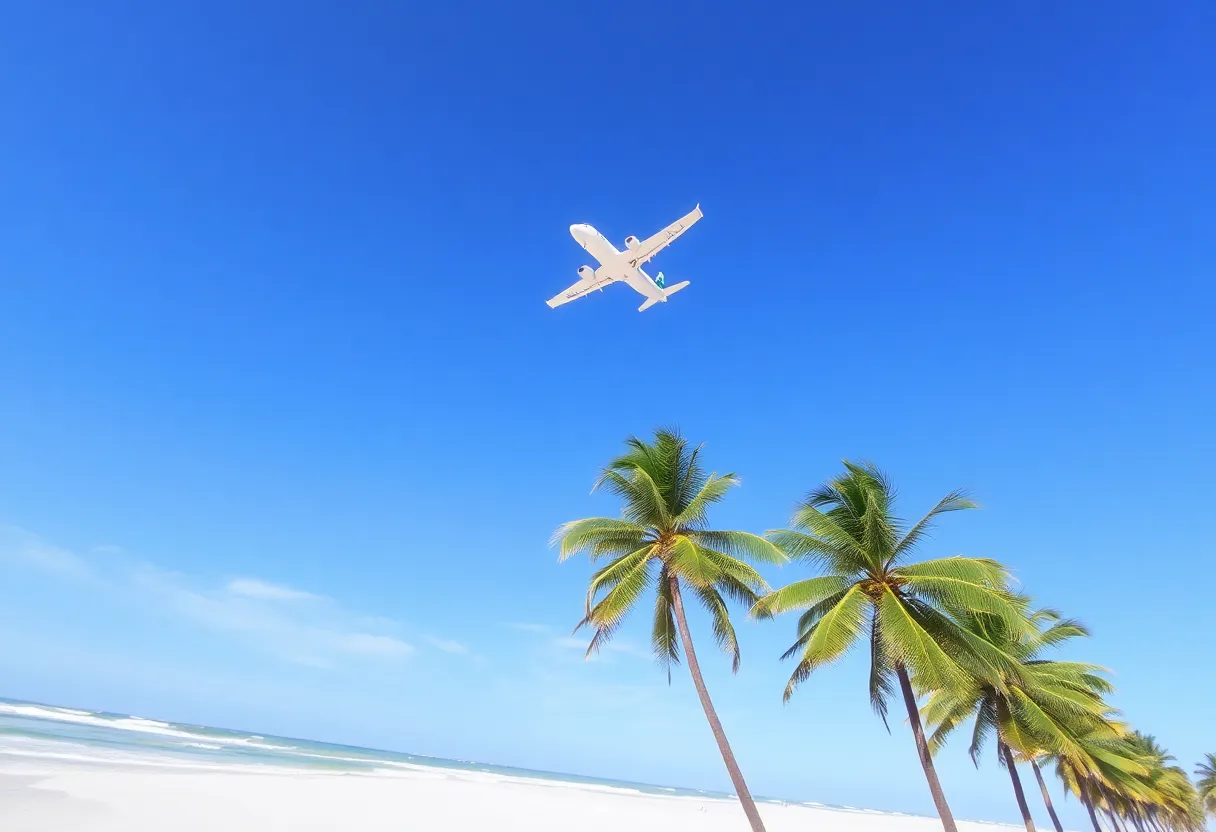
[546,205,703,312]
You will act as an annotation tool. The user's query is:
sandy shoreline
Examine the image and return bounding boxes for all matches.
[1,760,1026,832]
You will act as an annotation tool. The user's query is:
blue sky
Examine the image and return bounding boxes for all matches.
[1,0,1214,825]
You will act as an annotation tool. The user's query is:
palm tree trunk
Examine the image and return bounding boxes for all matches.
[1030,759,1064,832]
[999,742,1036,832]
[668,574,767,832]
[1078,781,1103,832]
[895,664,959,832]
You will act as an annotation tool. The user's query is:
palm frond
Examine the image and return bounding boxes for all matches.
[1035,618,1092,649]
[901,598,1027,689]
[898,569,1030,636]
[782,585,868,701]
[651,566,680,677]
[551,517,648,562]
[582,555,655,646]
[784,505,870,568]
[890,489,977,563]
[584,545,656,615]
[922,687,982,753]
[875,587,968,693]
[673,441,708,517]
[750,575,852,619]
[868,608,895,730]
[666,535,722,589]
[673,474,738,528]
[764,529,861,573]
[696,547,769,598]
[895,555,1010,586]
[689,529,787,565]
[595,467,672,529]
[860,485,897,569]
[968,694,999,764]
[694,586,742,673]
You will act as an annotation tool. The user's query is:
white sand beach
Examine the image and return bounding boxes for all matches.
[1,761,1023,832]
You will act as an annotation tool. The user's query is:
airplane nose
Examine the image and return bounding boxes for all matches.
[569,223,590,238]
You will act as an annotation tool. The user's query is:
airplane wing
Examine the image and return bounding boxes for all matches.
[625,205,703,268]
[546,272,615,308]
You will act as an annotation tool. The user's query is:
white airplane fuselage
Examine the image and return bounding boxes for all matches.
[569,224,667,304]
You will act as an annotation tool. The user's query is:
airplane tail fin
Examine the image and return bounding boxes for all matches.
[637,281,690,312]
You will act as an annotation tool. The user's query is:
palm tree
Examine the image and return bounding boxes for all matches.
[1054,731,1203,832]
[1197,754,1216,818]
[1053,732,1143,832]
[1120,734,1204,832]
[553,429,786,832]
[752,461,1028,832]
[922,606,1115,832]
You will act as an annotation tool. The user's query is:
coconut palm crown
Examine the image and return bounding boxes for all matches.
[921,606,1115,832]
[753,461,1030,832]
[553,428,786,832]
[1196,754,1216,817]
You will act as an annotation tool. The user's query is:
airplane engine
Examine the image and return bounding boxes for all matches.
[624,235,641,250]
[577,265,594,278]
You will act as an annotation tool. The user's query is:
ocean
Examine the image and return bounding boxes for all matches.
[0,698,750,803]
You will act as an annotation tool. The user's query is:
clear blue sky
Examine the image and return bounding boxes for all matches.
[1,0,1213,825]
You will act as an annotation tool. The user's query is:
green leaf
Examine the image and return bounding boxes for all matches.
[784,505,869,568]
[551,517,648,562]
[868,607,896,730]
[895,555,1010,586]
[666,535,721,588]
[751,575,851,619]
[652,567,680,676]
[764,529,859,573]
[902,598,1025,689]
[876,587,968,693]
[694,586,741,673]
[782,585,868,701]
[690,529,787,565]
[583,554,655,647]
[860,486,896,570]
[595,466,672,529]
[889,490,977,563]
[673,474,738,528]
[898,570,1031,638]
[584,546,656,616]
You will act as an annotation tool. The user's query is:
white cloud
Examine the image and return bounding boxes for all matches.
[0,526,92,578]
[502,622,550,633]
[1,525,413,669]
[332,632,413,657]
[423,635,469,654]
[226,578,319,602]
[553,635,649,660]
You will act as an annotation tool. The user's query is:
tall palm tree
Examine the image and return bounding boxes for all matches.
[922,606,1115,832]
[1197,754,1216,818]
[553,429,786,832]
[752,461,1028,832]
